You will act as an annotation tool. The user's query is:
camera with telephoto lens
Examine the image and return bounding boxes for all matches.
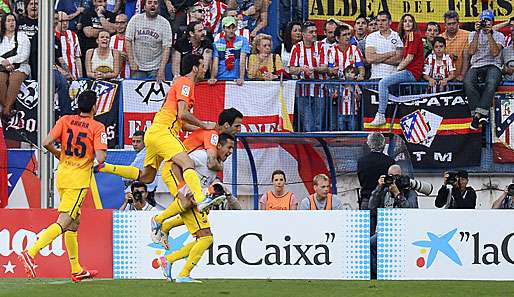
[385,175,433,196]
[447,171,458,184]
[480,19,489,29]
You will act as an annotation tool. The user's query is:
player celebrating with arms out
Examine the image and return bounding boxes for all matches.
[20,90,108,282]
[96,54,218,220]
[157,133,236,283]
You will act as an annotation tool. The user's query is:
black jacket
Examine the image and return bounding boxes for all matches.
[435,185,476,209]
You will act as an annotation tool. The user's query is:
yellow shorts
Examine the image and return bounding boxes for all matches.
[143,124,187,170]
[161,161,179,196]
[181,208,210,236]
[57,187,87,220]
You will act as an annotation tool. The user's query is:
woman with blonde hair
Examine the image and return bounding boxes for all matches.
[247,33,285,80]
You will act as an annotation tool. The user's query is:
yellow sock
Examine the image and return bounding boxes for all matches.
[155,199,185,224]
[162,216,184,234]
[166,241,195,264]
[28,223,63,259]
[183,168,205,203]
[179,236,213,278]
[100,163,140,180]
[64,231,82,274]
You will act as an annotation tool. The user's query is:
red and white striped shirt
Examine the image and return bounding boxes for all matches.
[330,44,364,79]
[506,34,512,48]
[288,41,325,79]
[423,53,455,93]
[320,38,337,70]
[338,86,360,115]
[110,34,131,78]
[55,30,82,80]
[199,0,227,33]
[135,0,145,14]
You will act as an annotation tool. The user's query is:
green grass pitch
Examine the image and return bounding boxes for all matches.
[1,279,514,297]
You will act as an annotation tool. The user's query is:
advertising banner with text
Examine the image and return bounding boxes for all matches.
[377,209,514,280]
[113,210,370,280]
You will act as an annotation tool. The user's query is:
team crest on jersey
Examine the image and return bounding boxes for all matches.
[101,132,108,144]
[210,134,219,145]
[400,109,442,148]
[181,85,191,97]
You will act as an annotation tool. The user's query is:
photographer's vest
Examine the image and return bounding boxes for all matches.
[265,191,293,210]
[308,193,333,210]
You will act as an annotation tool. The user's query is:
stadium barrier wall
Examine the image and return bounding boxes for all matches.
[0,209,113,278]
[377,209,514,280]
[112,210,370,280]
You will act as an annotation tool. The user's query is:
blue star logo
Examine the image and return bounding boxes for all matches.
[412,228,462,268]
[147,232,190,256]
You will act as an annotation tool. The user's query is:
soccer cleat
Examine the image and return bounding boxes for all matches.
[71,269,98,283]
[470,116,480,130]
[175,276,202,283]
[369,113,386,126]
[197,194,227,213]
[151,216,163,243]
[159,232,170,250]
[19,251,36,278]
[157,256,172,281]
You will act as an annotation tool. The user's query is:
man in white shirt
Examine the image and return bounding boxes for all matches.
[364,10,403,80]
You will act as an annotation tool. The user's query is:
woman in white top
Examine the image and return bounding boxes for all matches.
[277,21,302,76]
[85,30,120,80]
[0,13,31,117]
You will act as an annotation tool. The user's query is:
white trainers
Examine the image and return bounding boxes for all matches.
[369,113,386,126]
[150,216,162,243]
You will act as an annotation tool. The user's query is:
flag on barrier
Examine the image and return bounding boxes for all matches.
[492,86,514,163]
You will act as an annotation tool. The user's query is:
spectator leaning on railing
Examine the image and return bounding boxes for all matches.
[440,10,469,81]
[126,0,172,82]
[85,30,120,80]
[423,36,455,93]
[370,13,424,126]
[464,9,504,131]
[0,13,30,118]
[209,16,250,86]
[247,33,283,80]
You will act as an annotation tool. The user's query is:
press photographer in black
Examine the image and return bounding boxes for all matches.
[492,184,514,209]
[435,170,476,209]
[119,182,156,211]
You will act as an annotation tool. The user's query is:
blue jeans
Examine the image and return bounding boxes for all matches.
[53,69,73,117]
[377,70,416,114]
[131,69,157,79]
[297,96,323,132]
[463,65,502,116]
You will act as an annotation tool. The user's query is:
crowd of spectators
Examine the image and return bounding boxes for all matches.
[1,0,514,132]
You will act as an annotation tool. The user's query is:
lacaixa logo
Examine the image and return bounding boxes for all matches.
[412,228,462,269]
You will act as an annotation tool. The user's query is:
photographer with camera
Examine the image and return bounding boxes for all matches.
[120,181,155,211]
[464,9,504,130]
[369,164,419,279]
[435,170,476,209]
[492,184,514,209]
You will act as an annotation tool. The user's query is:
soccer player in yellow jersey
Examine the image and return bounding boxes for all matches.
[19,90,107,282]
[95,54,218,245]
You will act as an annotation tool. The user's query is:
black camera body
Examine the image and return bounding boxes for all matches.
[384,174,410,189]
[128,191,144,204]
[447,171,458,184]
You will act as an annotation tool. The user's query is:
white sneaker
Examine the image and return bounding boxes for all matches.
[369,113,386,126]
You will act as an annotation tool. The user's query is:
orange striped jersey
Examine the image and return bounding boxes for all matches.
[152,76,195,135]
[50,115,107,189]
[183,129,218,153]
